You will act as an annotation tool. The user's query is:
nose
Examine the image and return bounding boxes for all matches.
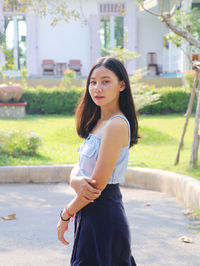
[93,83,102,92]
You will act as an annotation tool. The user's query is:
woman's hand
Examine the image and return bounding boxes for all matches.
[70,176,101,201]
[57,210,71,246]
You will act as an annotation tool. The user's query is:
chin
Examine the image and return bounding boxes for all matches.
[94,102,103,107]
[93,99,105,106]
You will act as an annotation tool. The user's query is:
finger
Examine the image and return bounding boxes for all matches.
[85,181,100,191]
[86,192,99,200]
[83,196,94,203]
[84,177,96,184]
[84,195,94,201]
[57,229,70,245]
[59,236,69,246]
[87,186,101,194]
[83,178,101,193]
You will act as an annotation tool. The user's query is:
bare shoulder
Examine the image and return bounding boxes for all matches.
[106,116,128,132]
[92,116,129,189]
[102,116,129,146]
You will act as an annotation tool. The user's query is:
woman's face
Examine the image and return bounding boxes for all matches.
[88,66,125,108]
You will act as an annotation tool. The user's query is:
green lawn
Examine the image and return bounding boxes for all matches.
[0,114,199,181]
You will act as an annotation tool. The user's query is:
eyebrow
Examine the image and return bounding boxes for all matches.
[90,76,111,80]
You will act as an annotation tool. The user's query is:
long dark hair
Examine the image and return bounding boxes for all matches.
[75,56,139,147]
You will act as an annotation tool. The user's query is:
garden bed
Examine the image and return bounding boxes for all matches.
[0,102,27,118]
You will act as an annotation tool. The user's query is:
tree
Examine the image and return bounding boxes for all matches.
[0,0,82,72]
[137,0,200,49]
[137,0,200,168]
[164,6,200,66]
[2,0,80,26]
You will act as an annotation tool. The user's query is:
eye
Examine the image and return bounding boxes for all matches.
[103,80,109,84]
[90,81,96,85]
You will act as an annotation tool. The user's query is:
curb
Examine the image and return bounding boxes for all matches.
[0,165,73,183]
[0,165,200,209]
[125,167,200,210]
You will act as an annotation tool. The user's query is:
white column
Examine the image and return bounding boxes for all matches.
[110,16,115,49]
[26,12,38,75]
[183,0,192,10]
[89,15,100,66]
[169,41,172,72]
[0,0,5,66]
[124,12,137,73]
[13,16,18,69]
[170,42,182,73]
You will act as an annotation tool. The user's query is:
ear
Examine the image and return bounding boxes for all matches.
[119,80,125,92]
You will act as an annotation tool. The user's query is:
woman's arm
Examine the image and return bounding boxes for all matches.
[89,118,129,191]
[69,163,101,201]
[60,117,128,215]
[57,118,128,244]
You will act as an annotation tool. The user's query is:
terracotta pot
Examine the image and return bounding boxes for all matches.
[0,83,22,103]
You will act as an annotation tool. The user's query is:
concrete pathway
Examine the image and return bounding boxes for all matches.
[0,184,200,266]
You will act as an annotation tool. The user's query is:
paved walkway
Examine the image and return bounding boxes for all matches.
[0,184,200,266]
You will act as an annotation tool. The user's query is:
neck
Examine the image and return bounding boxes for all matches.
[100,106,121,120]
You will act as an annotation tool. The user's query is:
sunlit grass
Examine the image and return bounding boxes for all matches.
[0,114,199,180]
[0,115,81,165]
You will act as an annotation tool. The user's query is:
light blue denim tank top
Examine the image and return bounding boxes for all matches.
[78,114,130,184]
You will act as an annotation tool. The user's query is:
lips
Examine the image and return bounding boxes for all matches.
[95,96,104,99]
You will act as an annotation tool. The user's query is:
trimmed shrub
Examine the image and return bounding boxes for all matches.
[0,130,42,157]
[21,86,83,114]
[184,70,195,89]
[20,85,197,115]
[139,87,197,114]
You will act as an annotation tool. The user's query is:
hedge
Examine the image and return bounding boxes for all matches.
[138,87,197,114]
[20,86,197,115]
[21,86,83,114]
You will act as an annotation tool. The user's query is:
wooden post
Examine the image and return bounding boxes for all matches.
[174,64,200,165]
[190,64,200,168]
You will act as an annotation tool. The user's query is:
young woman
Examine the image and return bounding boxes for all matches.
[57,56,139,266]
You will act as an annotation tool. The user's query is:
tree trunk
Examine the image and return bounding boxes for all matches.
[162,15,200,49]
[190,79,200,168]
[174,69,199,165]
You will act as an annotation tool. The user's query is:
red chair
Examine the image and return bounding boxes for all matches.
[192,54,200,61]
[42,60,55,75]
[68,60,82,75]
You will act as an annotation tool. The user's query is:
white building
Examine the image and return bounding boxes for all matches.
[0,0,196,77]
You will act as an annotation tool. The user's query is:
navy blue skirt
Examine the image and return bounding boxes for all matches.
[71,184,137,266]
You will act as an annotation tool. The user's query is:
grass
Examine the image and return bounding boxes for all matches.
[0,114,199,181]
[130,114,200,180]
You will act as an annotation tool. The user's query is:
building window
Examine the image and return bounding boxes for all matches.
[4,15,26,70]
[99,3,125,14]
[100,16,110,54]
[192,3,200,10]
[99,2,125,56]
